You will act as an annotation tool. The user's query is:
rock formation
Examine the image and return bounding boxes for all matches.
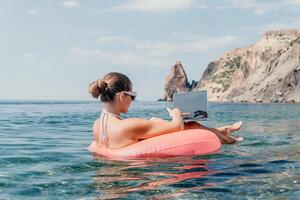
[194,29,300,103]
[160,61,193,101]
[161,29,300,103]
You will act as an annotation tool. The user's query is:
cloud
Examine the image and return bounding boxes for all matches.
[68,46,171,67]
[196,4,207,9]
[182,35,242,52]
[102,0,196,12]
[98,33,241,54]
[96,36,136,44]
[24,53,35,62]
[68,33,242,66]
[137,34,242,55]
[96,36,176,56]
[62,0,80,8]
[284,0,300,5]
[227,0,279,15]
[135,41,178,56]
[223,0,300,15]
[261,18,300,31]
[253,8,267,15]
[27,9,39,15]
[241,17,300,33]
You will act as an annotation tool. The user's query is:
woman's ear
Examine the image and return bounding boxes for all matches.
[119,91,126,102]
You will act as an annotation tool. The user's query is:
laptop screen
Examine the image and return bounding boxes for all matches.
[173,91,208,121]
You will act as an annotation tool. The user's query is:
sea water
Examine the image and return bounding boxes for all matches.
[0,100,299,199]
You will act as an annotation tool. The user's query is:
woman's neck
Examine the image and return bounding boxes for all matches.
[102,104,121,116]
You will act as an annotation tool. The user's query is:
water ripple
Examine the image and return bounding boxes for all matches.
[0,101,299,199]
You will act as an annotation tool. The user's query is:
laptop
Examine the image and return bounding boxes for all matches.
[173,90,208,122]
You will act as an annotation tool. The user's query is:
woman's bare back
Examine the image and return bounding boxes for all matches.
[93,116,139,149]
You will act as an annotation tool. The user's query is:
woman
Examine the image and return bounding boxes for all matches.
[89,72,243,150]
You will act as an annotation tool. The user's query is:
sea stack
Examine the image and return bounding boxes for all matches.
[160,61,192,101]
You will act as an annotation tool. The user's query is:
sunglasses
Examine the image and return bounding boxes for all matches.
[116,91,137,101]
[124,91,137,101]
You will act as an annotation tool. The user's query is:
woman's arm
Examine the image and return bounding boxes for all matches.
[124,108,184,140]
[150,117,166,122]
[125,118,183,140]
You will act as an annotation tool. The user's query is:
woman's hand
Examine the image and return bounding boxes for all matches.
[166,108,190,119]
[166,108,181,119]
[166,108,185,130]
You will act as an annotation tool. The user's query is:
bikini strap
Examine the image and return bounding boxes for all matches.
[99,112,109,148]
[99,109,123,148]
[102,108,123,119]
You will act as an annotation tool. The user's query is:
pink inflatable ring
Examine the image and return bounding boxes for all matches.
[89,129,221,159]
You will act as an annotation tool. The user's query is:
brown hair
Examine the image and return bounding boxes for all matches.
[89,72,132,102]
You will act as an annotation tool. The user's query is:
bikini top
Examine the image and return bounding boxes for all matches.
[99,108,123,148]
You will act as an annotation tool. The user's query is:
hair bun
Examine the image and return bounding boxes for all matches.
[97,80,109,94]
[88,81,100,98]
[88,79,110,99]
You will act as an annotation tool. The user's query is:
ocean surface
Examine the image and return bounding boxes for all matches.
[0,100,299,199]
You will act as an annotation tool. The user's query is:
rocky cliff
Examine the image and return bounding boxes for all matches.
[161,29,300,103]
[195,29,300,103]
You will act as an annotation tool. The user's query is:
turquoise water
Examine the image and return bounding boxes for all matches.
[0,100,299,199]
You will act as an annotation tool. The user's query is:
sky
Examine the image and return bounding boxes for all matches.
[1,0,300,100]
